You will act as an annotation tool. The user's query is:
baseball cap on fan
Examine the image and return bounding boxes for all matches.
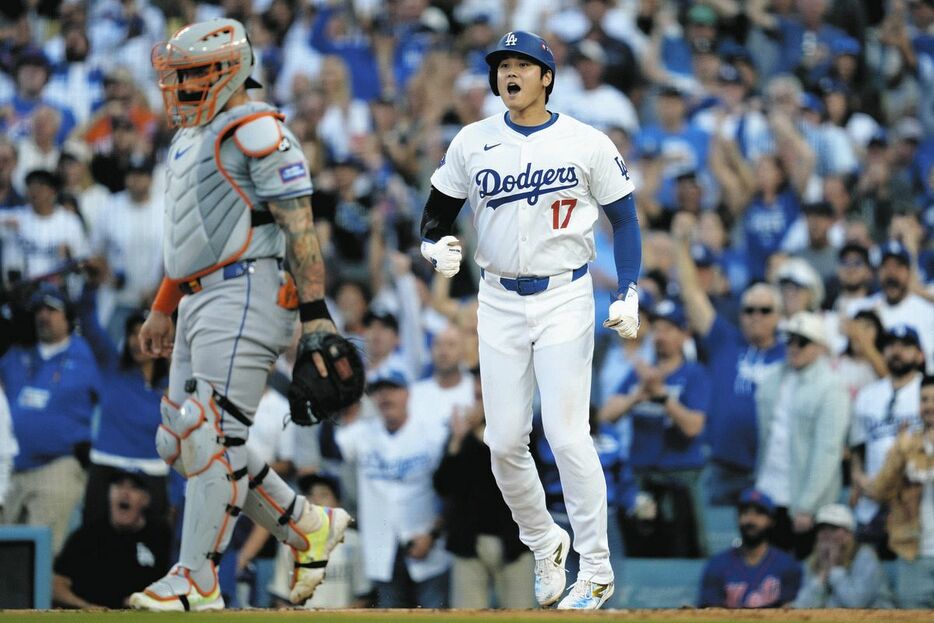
[815,503,856,532]
[781,311,827,347]
[738,489,776,516]
[884,324,921,349]
[29,282,68,312]
[366,369,409,394]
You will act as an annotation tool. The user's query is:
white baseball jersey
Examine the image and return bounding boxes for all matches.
[430,112,634,277]
[850,374,922,524]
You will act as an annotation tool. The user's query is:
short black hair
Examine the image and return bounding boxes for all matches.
[922,374,934,389]
[297,472,341,501]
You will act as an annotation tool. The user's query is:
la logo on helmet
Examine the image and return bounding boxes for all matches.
[504,32,518,46]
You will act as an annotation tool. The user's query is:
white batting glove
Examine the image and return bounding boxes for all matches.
[421,235,462,278]
[603,285,640,339]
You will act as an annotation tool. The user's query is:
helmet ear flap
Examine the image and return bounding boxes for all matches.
[488,65,499,96]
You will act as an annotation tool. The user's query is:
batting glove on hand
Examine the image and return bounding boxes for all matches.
[604,285,640,339]
[421,235,462,278]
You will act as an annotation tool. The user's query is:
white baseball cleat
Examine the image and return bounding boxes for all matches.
[556,579,615,610]
[128,565,224,611]
[289,504,353,604]
[534,526,571,607]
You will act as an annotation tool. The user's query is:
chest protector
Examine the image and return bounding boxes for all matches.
[162,101,291,280]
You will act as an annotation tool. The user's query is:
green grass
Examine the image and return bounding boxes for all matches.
[0,610,904,623]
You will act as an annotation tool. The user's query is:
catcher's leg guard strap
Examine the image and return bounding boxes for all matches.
[240,446,309,549]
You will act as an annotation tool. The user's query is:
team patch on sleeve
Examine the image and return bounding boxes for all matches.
[278,161,307,183]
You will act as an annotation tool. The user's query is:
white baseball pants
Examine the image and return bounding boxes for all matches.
[477,273,612,584]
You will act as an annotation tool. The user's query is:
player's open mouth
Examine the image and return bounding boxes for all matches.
[507,82,520,95]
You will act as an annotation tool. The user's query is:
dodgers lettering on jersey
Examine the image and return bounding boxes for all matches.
[431,113,634,277]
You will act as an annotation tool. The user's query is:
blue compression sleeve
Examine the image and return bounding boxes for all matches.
[601,193,642,296]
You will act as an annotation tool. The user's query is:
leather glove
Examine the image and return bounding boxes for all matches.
[420,235,462,278]
[603,284,640,339]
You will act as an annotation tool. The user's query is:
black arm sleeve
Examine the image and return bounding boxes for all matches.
[419,185,466,242]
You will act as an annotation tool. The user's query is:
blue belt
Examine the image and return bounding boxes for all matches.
[481,264,589,296]
[179,260,256,295]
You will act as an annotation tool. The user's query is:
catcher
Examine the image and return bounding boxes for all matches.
[130,18,363,611]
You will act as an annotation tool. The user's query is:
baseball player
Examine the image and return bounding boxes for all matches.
[419,31,642,609]
[128,19,360,611]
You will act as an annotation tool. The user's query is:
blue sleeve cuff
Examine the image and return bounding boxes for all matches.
[602,193,642,296]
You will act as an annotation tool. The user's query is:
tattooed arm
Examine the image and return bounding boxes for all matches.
[267,195,336,335]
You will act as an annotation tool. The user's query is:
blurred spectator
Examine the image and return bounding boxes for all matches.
[0,48,76,147]
[773,257,824,317]
[748,0,847,81]
[52,471,170,609]
[854,133,916,242]
[313,155,375,281]
[12,105,61,192]
[89,154,163,341]
[848,240,934,374]
[741,155,805,283]
[794,201,840,285]
[434,368,533,609]
[42,24,104,126]
[0,168,89,278]
[698,489,802,608]
[89,115,147,193]
[674,214,786,505]
[561,40,638,135]
[634,85,709,218]
[830,309,885,400]
[80,67,158,154]
[76,277,168,526]
[316,56,372,162]
[0,137,23,209]
[573,0,642,96]
[827,243,874,316]
[335,370,450,608]
[793,503,894,608]
[601,300,710,558]
[755,312,850,559]
[410,324,473,423]
[332,279,370,338]
[0,284,100,552]
[309,4,381,102]
[860,375,934,608]
[0,387,17,513]
[850,325,925,558]
[56,144,110,233]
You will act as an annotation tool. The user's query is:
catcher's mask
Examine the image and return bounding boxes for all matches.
[151,18,261,128]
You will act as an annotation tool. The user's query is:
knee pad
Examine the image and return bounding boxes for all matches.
[156,399,185,474]
[159,378,249,478]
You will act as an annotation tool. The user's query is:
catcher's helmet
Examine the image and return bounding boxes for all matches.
[485,31,556,97]
[151,18,261,128]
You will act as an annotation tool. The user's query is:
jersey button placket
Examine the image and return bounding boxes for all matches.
[518,143,530,275]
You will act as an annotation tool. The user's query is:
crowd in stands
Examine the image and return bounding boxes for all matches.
[0,0,933,610]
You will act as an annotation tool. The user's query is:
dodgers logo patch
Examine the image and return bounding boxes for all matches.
[278,162,306,183]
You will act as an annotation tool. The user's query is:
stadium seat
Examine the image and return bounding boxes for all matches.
[617,558,705,608]
[704,505,740,553]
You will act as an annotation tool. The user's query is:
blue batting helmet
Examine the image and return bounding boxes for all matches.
[485,31,556,97]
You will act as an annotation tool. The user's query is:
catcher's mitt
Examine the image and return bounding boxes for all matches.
[288,332,365,425]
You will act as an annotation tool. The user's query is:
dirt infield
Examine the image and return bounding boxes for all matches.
[1,609,933,623]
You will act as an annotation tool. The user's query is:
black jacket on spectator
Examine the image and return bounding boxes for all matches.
[54,519,170,608]
[433,432,525,562]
